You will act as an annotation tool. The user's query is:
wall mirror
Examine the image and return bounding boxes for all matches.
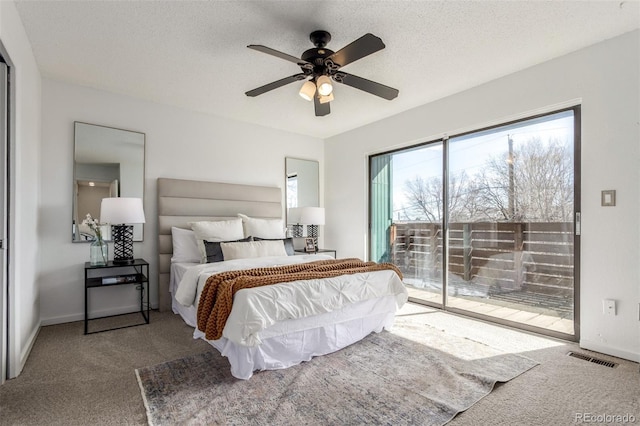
[72,122,145,242]
[285,157,319,216]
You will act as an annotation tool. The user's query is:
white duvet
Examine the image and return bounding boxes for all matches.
[174,255,408,347]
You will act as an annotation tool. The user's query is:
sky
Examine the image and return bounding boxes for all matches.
[389,111,575,219]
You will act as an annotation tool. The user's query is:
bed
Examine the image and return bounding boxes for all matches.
[158,178,408,379]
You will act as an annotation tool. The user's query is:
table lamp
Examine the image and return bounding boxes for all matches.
[299,207,325,250]
[100,197,146,264]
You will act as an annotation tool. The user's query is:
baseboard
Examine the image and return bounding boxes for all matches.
[580,339,640,363]
[41,313,82,326]
[41,304,142,326]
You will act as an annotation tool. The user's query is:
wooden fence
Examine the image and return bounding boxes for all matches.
[391,221,574,297]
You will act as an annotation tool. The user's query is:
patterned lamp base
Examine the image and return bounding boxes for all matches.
[291,224,303,238]
[112,224,135,264]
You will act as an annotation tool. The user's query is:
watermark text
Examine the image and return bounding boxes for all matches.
[575,413,636,424]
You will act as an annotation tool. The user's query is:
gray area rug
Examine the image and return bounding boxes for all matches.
[136,323,538,426]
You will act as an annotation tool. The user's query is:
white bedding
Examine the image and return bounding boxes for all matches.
[170,262,199,328]
[175,254,334,306]
[175,255,407,347]
[172,255,408,379]
[199,296,397,379]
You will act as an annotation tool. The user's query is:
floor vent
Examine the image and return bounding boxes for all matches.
[567,351,618,368]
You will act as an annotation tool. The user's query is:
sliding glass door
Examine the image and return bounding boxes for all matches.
[369,108,580,339]
[371,143,444,306]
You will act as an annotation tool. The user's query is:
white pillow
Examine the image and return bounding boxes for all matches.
[189,219,245,263]
[220,240,287,260]
[237,213,285,239]
[170,227,201,263]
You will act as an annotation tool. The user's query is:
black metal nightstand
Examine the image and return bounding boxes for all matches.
[84,258,150,334]
[294,249,337,258]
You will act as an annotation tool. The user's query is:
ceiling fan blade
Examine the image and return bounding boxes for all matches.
[245,73,307,97]
[247,45,313,69]
[314,95,330,116]
[334,72,399,100]
[325,33,385,68]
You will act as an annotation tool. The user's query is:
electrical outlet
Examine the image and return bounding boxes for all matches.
[603,299,616,316]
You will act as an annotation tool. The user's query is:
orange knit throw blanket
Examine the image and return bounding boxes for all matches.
[196,258,403,341]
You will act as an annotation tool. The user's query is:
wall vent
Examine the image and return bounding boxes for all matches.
[567,351,618,368]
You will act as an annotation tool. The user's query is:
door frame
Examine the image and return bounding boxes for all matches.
[368,105,581,341]
[0,60,6,384]
[0,47,13,383]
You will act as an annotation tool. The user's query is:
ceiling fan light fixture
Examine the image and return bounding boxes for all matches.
[318,92,334,104]
[316,75,333,96]
[245,31,399,116]
[299,80,316,101]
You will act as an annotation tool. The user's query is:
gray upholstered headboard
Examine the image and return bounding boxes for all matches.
[157,178,282,311]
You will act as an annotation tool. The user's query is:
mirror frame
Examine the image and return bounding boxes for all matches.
[72,121,145,243]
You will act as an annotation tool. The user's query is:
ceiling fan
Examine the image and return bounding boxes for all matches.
[245,30,399,117]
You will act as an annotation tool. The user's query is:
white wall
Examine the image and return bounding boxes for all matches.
[39,79,324,325]
[0,1,42,378]
[325,30,640,362]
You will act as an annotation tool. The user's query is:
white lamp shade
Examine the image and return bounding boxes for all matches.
[299,80,316,101]
[287,207,303,224]
[299,207,325,225]
[100,197,146,224]
[316,75,333,96]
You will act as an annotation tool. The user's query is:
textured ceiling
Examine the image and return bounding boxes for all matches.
[13,0,640,139]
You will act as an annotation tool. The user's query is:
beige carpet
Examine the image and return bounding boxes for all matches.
[136,324,538,425]
[0,304,638,425]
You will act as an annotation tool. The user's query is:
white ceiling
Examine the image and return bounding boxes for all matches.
[13,1,640,139]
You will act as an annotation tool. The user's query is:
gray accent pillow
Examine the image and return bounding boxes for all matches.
[253,237,295,256]
[204,236,253,263]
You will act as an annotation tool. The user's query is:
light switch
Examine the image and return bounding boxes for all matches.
[601,190,616,206]
[603,299,616,316]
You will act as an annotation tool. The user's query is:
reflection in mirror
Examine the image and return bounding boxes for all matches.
[73,122,145,242]
[285,157,319,212]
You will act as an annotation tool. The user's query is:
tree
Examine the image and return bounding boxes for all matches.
[403,171,476,222]
[476,137,573,221]
[402,137,573,222]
